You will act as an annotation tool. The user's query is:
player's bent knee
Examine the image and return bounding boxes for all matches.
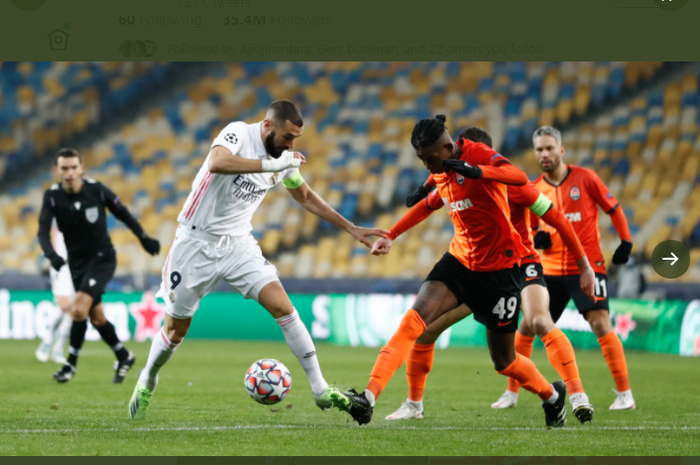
[89,314,107,327]
[416,330,440,345]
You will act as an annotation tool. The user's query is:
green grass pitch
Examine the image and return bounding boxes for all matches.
[1,339,699,455]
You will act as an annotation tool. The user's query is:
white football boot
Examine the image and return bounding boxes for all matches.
[35,342,51,363]
[491,390,518,409]
[570,392,594,423]
[609,389,636,410]
[385,400,424,420]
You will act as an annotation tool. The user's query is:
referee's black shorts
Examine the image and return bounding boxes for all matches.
[69,249,116,306]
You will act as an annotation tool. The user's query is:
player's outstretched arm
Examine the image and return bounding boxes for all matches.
[100,183,160,256]
[286,182,389,248]
[208,146,305,175]
[406,175,437,207]
[38,191,65,271]
[531,194,595,302]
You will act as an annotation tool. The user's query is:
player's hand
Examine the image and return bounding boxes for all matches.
[371,237,393,256]
[140,234,161,256]
[406,184,430,207]
[441,159,483,179]
[48,255,66,272]
[579,264,596,303]
[533,231,552,249]
[612,240,633,265]
[261,151,305,172]
[350,226,391,248]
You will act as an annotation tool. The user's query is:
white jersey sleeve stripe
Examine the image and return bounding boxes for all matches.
[185,172,214,220]
[187,172,215,220]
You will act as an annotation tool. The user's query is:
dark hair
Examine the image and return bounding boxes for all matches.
[457,127,493,148]
[54,147,82,165]
[268,100,304,127]
[410,114,447,149]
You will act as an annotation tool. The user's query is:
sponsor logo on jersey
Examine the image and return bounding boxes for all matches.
[570,186,581,201]
[85,206,99,223]
[269,173,279,185]
[447,198,473,213]
[232,175,269,204]
[456,174,464,185]
[224,133,238,144]
[565,212,582,222]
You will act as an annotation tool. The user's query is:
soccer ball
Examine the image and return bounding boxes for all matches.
[244,359,292,405]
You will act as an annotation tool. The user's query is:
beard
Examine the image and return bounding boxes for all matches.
[264,131,285,158]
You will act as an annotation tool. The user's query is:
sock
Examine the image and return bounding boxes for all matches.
[506,332,535,395]
[276,309,328,397]
[95,321,129,362]
[367,309,426,400]
[41,307,64,346]
[497,353,554,401]
[542,328,584,395]
[67,319,88,367]
[598,330,630,392]
[53,313,73,356]
[141,328,180,391]
[406,343,435,402]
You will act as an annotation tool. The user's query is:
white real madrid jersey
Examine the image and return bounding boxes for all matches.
[177,121,299,237]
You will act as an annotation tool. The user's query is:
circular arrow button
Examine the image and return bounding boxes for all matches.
[651,240,690,279]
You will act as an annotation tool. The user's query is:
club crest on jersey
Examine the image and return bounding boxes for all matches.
[456,174,464,186]
[224,133,238,144]
[85,206,99,223]
[570,186,581,201]
[74,201,81,210]
[269,173,279,185]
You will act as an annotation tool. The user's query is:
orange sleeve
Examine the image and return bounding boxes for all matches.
[388,190,442,240]
[585,169,618,213]
[425,175,436,187]
[540,206,586,261]
[529,209,540,231]
[480,164,529,186]
[609,206,632,242]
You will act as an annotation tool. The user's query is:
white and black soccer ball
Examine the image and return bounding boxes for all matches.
[244,359,292,405]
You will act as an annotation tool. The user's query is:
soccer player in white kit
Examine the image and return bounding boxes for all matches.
[35,220,74,364]
[129,100,389,419]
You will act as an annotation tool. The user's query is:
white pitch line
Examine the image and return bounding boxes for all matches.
[2,425,700,434]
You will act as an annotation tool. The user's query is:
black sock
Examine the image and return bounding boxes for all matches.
[67,319,88,367]
[95,321,129,362]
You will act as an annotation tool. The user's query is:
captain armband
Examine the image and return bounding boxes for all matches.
[282,171,305,189]
[527,193,552,217]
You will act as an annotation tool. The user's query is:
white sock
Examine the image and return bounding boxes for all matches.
[42,308,64,346]
[140,328,180,391]
[52,313,72,355]
[364,389,376,407]
[545,385,560,405]
[276,309,328,397]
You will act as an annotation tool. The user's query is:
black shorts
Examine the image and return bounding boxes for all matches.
[425,253,522,333]
[69,249,116,305]
[545,272,609,323]
[521,262,546,289]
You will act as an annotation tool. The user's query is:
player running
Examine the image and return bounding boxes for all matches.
[128,100,389,420]
[38,148,161,383]
[531,126,635,410]
[35,220,74,365]
[380,127,596,423]
[330,115,568,428]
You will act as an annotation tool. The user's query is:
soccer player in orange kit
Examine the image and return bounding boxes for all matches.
[529,126,635,410]
[330,116,569,428]
[381,127,596,423]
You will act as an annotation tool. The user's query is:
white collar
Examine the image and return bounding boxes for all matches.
[250,121,267,156]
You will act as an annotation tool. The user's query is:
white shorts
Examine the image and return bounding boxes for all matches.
[156,225,281,319]
[50,263,76,298]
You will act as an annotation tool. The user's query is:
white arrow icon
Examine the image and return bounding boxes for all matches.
[662,252,678,266]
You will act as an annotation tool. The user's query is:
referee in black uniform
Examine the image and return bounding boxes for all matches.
[38,148,161,383]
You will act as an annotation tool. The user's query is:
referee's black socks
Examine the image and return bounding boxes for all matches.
[95,321,130,362]
[67,319,88,367]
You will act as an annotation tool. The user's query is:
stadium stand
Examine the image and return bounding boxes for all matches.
[1,61,698,289]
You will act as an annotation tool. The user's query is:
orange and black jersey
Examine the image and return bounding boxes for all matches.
[533,165,618,276]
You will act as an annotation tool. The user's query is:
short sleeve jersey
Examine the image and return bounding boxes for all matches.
[431,139,529,272]
[533,165,618,275]
[177,121,301,236]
